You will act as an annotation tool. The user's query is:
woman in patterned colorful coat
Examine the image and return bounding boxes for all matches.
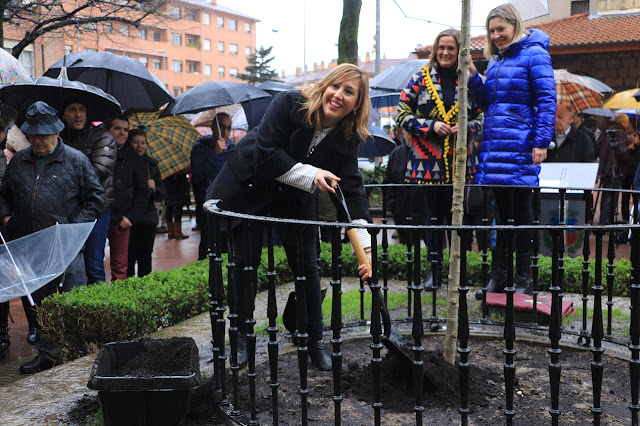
[396,28,483,290]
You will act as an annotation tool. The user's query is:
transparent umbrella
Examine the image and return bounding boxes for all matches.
[0,222,95,305]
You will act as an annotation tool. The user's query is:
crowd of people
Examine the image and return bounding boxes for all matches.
[2,3,639,377]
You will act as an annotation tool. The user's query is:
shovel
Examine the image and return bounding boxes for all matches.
[327,182,414,367]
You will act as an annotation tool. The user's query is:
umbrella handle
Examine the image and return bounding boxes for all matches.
[346,228,371,273]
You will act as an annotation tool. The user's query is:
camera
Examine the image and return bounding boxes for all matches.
[606,128,618,147]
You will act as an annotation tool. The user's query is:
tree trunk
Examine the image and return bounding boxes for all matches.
[337,0,361,65]
[443,0,471,365]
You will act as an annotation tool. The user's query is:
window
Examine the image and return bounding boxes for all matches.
[203,13,210,25]
[188,62,197,73]
[104,23,112,33]
[229,43,238,55]
[245,23,251,33]
[204,64,212,76]
[83,22,97,32]
[139,57,148,67]
[218,41,224,53]
[229,19,237,31]
[218,66,225,78]
[139,28,147,40]
[172,33,182,46]
[172,60,182,72]
[65,45,73,55]
[217,16,224,28]
[171,6,181,18]
[230,67,238,78]
[152,31,161,42]
[571,0,589,15]
[187,35,197,45]
[173,87,183,96]
[204,39,211,51]
[120,25,129,36]
[245,46,251,57]
[18,50,34,76]
[153,59,162,70]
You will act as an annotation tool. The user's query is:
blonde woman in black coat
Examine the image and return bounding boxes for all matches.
[208,63,372,371]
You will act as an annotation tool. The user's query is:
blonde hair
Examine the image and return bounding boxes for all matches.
[428,29,461,67]
[300,63,370,141]
[483,3,527,60]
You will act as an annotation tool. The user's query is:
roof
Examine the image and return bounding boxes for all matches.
[469,11,640,54]
[176,0,260,22]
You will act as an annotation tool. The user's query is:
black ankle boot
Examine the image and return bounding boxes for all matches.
[515,252,532,295]
[475,276,506,300]
[236,334,248,366]
[423,268,443,291]
[308,340,332,371]
[514,273,532,294]
[0,326,9,360]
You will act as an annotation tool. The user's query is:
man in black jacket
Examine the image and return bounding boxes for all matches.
[546,105,596,163]
[105,116,148,281]
[60,99,116,285]
[0,101,105,373]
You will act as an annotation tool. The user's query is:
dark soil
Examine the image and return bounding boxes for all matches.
[110,337,198,377]
[65,335,631,425]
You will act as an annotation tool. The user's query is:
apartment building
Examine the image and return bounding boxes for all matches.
[3,0,259,96]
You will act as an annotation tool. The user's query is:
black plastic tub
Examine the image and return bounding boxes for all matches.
[87,337,201,426]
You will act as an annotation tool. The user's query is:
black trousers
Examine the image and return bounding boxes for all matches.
[491,187,533,275]
[231,221,324,341]
[127,224,157,277]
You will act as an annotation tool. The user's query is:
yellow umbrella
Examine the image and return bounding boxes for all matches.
[602,89,640,110]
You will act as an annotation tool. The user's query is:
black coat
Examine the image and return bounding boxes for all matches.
[110,141,148,226]
[546,126,596,163]
[61,124,116,210]
[0,139,105,241]
[207,90,370,224]
[135,155,166,227]
[383,144,410,225]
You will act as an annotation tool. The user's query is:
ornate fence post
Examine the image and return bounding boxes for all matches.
[579,190,593,347]
[293,227,310,426]
[225,216,242,418]
[503,188,516,426]
[209,212,227,405]
[411,231,425,425]
[330,226,344,425]
[265,223,280,424]
[548,225,563,426]
[457,229,471,426]
[368,229,383,426]
[591,230,605,425]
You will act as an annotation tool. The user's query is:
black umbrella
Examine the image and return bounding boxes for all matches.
[44,51,173,112]
[358,124,397,158]
[0,76,122,121]
[369,59,429,92]
[256,80,294,96]
[159,81,271,118]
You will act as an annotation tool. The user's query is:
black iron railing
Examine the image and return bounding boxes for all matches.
[204,183,640,425]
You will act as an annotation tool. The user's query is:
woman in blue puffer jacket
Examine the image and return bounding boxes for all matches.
[469,3,556,297]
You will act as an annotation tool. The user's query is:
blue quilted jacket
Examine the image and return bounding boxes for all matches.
[470,29,556,186]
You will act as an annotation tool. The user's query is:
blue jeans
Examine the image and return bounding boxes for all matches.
[85,211,110,284]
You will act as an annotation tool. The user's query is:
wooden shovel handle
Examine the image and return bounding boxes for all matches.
[346,228,371,274]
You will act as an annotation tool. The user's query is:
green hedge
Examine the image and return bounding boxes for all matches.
[39,242,633,358]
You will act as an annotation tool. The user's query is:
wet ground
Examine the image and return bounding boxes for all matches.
[0,212,636,425]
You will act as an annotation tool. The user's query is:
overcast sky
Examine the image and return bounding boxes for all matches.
[216,0,502,76]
